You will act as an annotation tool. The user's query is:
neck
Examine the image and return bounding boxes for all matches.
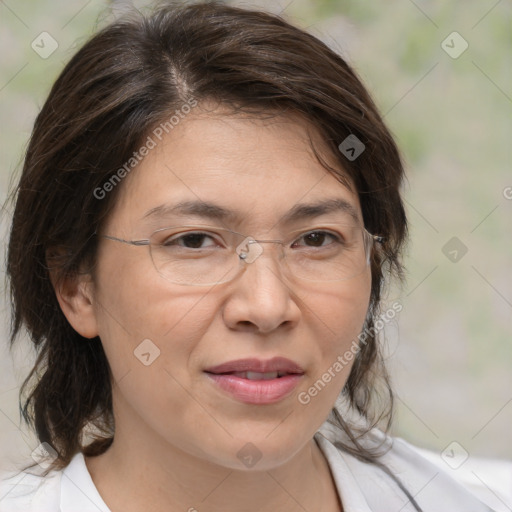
[85,414,341,512]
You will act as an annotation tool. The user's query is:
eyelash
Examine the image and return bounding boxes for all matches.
[162,230,344,249]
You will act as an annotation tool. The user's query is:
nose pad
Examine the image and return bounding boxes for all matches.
[234,237,289,284]
[235,237,263,264]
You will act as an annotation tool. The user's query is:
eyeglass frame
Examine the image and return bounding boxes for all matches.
[99,224,385,286]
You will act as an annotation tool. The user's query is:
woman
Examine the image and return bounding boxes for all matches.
[0,2,499,511]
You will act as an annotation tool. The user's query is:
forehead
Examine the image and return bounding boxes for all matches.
[106,107,362,233]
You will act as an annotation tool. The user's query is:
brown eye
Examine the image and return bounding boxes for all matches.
[303,232,328,247]
[162,232,218,249]
[293,230,341,248]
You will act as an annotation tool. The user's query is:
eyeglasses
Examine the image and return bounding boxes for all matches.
[101,223,384,286]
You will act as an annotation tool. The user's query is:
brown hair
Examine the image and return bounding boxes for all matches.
[7,0,412,501]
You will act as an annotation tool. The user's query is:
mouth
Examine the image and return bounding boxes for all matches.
[218,370,293,380]
[204,357,305,405]
[205,356,304,375]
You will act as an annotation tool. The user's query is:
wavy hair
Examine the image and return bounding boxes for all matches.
[7,1,415,506]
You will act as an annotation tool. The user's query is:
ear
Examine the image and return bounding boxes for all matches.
[50,266,99,339]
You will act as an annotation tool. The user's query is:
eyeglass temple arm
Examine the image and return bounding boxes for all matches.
[101,234,150,246]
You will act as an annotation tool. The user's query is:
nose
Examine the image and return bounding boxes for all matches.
[221,243,301,334]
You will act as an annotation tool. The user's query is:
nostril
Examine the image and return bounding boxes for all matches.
[232,320,260,333]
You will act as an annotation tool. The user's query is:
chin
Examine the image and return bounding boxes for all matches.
[198,432,309,472]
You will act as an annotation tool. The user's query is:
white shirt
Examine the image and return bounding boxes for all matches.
[1,423,510,511]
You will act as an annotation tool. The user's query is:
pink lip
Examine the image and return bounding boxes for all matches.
[205,357,304,375]
[204,357,305,405]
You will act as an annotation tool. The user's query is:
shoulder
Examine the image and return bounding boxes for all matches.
[315,422,511,512]
[0,452,110,512]
[407,441,512,511]
[0,463,61,512]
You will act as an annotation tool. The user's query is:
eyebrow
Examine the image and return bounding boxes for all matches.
[143,200,239,223]
[280,198,360,224]
[142,198,360,224]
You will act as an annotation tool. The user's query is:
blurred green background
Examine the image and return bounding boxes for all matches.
[1,0,511,471]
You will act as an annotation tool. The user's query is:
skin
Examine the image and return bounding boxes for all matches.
[56,104,372,512]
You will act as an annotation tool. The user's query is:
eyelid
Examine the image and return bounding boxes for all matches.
[161,229,223,245]
[152,223,357,242]
[289,228,345,245]
[287,222,355,236]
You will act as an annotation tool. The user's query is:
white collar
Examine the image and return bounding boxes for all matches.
[61,453,110,512]
[314,424,496,511]
[57,431,496,512]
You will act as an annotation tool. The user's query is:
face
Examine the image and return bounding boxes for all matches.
[85,106,372,471]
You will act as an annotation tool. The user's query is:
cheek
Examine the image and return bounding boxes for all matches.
[296,274,371,409]
[92,249,217,382]
[304,272,371,352]
[91,254,223,446]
